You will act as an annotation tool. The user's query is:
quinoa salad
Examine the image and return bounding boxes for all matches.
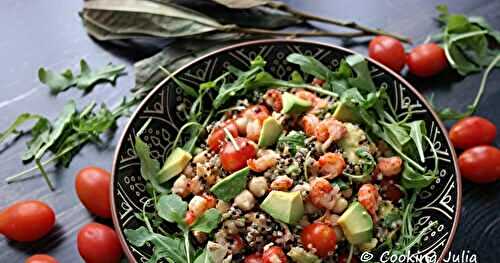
[125,53,439,263]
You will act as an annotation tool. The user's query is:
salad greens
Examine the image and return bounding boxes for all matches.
[3,98,134,189]
[39,59,125,94]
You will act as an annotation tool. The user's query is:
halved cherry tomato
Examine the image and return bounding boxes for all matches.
[262,246,287,263]
[77,223,123,263]
[220,137,257,172]
[301,223,337,257]
[449,116,497,150]
[244,252,263,263]
[25,254,59,263]
[207,120,239,152]
[458,146,500,183]
[368,36,406,72]
[0,200,55,242]
[76,166,111,218]
[407,43,447,77]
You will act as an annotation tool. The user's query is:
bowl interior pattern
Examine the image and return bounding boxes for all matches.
[112,40,460,262]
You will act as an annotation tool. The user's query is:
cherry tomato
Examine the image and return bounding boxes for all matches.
[300,223,337,257]
[458,146,500,183]
[207,120,239,152]
[368,36,406,72]
[77,223,123,263]
[0,200,55,242]
[244,252,263,263]
[76,166,112,218]
[25,255,59,263]
[380,178,402,203]
[262,246,287,263]
[449,116,497,150]
[220,137,257,172]
[407,43,447,77]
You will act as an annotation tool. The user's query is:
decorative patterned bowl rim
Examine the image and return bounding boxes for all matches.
[111,39,462,263]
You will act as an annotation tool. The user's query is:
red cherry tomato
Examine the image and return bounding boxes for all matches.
[407,43,447,77]
[449,116,497,150]
[77,223,123,263]
[244,252,263,263]
[458,146,500,183]
[75,166,112,218]
[25,255,59,263]
[301,223,337,257]
[207,120,239,152]
[262,246,287,263]
[368,36,406,72]
[380,178,402,203]
[220,137,257,172]
[0,200,55,242]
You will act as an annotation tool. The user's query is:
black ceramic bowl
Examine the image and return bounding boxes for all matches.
[111,39,461,263]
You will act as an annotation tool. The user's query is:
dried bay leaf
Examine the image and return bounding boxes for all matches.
[82,0,222,40]
[211,0,270,9]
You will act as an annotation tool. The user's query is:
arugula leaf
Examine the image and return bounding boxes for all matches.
[286,53,331,80]
[343,148,375,182]
[6,98,134,189]
[194,249,214,263]
[39,59,125,94]
[331,178,350,190]
[124,226,153,247]
[157,194,188,227]
[401,162,436,190]
[0,113,45,144]
[277,130,306,156]
[38,68,75,94]
[405,121,426,163]
[212,62,264,108]
[191,208,221,233]
[76,60,126,92]
[435,5,500,75]
[345,54,376,93]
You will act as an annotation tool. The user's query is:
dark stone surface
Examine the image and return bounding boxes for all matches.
[0,0,498,262]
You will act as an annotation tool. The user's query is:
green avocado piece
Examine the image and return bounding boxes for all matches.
[287,247,321,263]
[332,102,361,123]
[258,117,283,148]
[261,191,304,225]
[338,202,373,245]
[281,92,312,114]
[210,167,249,202]
[157,147,192,183]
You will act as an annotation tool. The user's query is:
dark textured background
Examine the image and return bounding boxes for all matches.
[0,0,498,262]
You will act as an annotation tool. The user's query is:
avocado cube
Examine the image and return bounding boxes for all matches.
[281,92,312,114]
[332,102,361,123]
[210,167,249,202]
[157,147,192,183]
[260,191,304,225]
[337,202,373,245]
[258,117,283,148]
